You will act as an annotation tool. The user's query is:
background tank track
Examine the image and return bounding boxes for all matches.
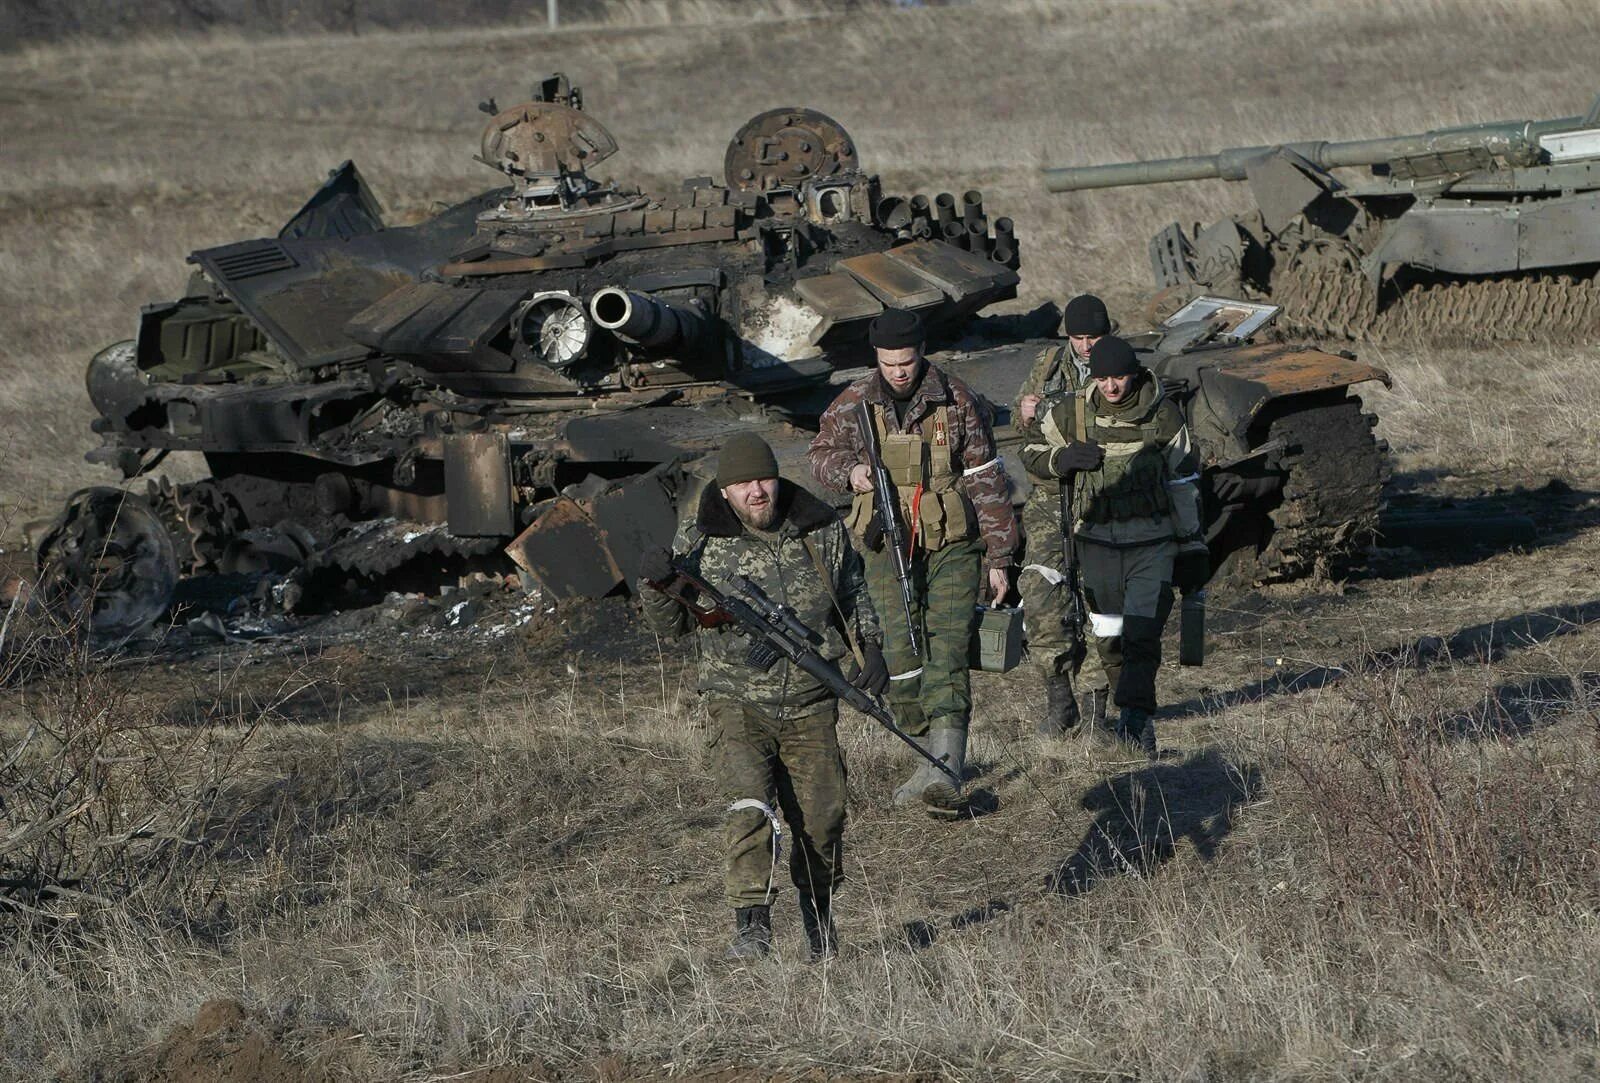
[1214,394,1389,591]
[1273,262,1600,343]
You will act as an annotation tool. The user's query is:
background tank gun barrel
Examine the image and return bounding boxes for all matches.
[589,288,715,353]
[1042,108,1598,191]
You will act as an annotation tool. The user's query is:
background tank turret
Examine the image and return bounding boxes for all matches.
[1042,94,1600,342]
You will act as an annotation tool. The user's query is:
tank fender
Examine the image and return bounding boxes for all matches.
[1158,343,1389,455]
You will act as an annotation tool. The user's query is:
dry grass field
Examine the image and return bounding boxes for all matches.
[2,0,1600,1079]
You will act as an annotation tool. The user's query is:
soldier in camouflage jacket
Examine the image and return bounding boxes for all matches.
[808,307,1018,814]
[638,433,881,961]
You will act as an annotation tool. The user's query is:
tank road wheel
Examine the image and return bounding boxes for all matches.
[1209,395,1389,593]
[35,487,179,640]
[148,477,248,574]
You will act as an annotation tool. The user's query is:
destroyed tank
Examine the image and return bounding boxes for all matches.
[38,75,1022,635]
[1042,93,1600,342]
[38,75,1389,639]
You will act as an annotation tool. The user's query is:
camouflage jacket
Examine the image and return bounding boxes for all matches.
[807,363,1020,570]
[1014,342,1091,507]
[1020,373,1204,549]
[637,481,880,720]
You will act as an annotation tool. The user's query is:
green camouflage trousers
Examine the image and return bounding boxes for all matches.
[1077,538,1177,713]
[1017,492,1094,681]
[706,697,846,910]
[1018,488,1105,687]
[863,537,982,736]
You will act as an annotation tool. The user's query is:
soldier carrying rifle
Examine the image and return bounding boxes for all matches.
[637,434,887,962]
[1021,336,1209,759]
[808,308,1019,815]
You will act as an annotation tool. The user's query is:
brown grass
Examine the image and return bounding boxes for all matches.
[3,1,1600,1079]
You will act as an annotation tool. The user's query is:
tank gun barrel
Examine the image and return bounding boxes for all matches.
[1042,110,1596,192]
[589,288,715,353]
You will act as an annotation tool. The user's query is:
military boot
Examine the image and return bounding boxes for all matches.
[1036,675,1081,737]
[725,905,772,961]
[893,735,942,806]
[1115,708,1155,760]
[919,726,967,816]
[798,894,837,961]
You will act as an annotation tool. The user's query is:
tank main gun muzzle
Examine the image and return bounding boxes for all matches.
[589,288,715,353]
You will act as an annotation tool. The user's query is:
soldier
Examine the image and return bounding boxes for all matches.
[808,308,1019,814]
[1014,294,1115,736]
[1020,336,1208,759]
[637,433,885,962]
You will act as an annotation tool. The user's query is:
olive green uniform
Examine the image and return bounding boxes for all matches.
[809,364,1020,738]
[1021,373,1205,713]
[638,482,879,909]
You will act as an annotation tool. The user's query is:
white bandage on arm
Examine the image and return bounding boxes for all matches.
[1088,612,1124,638]
[963,457,1002,478]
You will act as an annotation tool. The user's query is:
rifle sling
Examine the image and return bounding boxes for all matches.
[802,536,867,668]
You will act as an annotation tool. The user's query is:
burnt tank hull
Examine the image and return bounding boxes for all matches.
[46,83,1023,630]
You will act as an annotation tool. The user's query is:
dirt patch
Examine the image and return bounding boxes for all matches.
[127,999,335,1083]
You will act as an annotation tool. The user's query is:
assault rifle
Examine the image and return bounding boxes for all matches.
[1059,478,1089,670]
[647,557,958,787]
[856,400,922,657]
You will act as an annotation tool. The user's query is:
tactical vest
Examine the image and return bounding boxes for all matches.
[846,402,975,551]
[1075,389,1174,525]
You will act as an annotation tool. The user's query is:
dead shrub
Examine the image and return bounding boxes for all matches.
[0,607,264,914]
[1286,672,1600,931]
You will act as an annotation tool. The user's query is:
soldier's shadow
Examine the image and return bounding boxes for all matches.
[1044,748,1262,896]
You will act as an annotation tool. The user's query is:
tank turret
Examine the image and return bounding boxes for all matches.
[1041,93,1600,342]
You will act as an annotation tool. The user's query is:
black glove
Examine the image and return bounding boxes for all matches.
[1173,548,1210,592]
[1211,470,1280,503]
[850,642,889,696]
[1051,440,1104,476]
[637,545,676,584]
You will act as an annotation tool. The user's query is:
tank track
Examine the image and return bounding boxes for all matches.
[305,520,505,581]
[1215,396,1388,591]
[1273,262,1600,343]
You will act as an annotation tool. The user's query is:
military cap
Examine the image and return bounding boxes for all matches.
[1088,335,1142,378]
[717,432,780,487]
[1062,293,1112,337]
[868,307,925,350]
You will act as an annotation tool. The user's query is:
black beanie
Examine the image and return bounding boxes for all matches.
[717,432,780,487]
[1088,336,1141,379]
[1062,294,1112,336]
[868,307,924,350]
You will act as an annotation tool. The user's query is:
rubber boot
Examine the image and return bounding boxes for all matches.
[1115,707,1154,759]
[919,726,966,816]
[798,894,837,961]
[1036,675,1081,737]
[725,905,772,961]
[893,735,942,806]
[1082,688,1113,743]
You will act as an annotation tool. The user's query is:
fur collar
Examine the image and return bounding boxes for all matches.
[695,479,836,539]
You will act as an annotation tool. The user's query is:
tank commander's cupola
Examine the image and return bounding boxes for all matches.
[476,73,619,212]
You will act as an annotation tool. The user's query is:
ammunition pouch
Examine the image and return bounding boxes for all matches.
[848,404,975,552]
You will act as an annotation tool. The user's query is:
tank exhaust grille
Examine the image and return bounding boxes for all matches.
[209,242,298,281]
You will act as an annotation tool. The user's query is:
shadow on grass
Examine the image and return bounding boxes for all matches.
[1443,671,1600,741]
[1043,748,1262,897]
[1165,597,1600,722]
[898,748,1261,949]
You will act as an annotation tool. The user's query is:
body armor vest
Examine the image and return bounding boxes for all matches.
[1076,389,1173,525]
[847,402,975,551]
